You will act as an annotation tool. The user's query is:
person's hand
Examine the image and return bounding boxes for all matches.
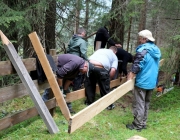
[115,44,122,48]
[127,72,135,80]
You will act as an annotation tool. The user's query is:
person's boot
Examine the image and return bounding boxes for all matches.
[67,102,75,114]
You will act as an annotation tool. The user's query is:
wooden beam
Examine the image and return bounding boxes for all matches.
[65,77,127,102]
[0,30,59,134]
[0,98,56,131]
[0,80,49,104]
[0,56,58,76]
[0,76,126,104]
[68,79,135,133]
[28,32,71,120]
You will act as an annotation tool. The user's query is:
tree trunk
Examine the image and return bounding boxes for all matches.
[45,0,56,54]
[74,0,80,34]
[127,17,132,52]
[84,0,89,34]
[136,0,147,46]
[109,0,126,48]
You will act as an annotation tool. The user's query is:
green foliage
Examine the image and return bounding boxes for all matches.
[0,74,21,88]
[171,35,180,41]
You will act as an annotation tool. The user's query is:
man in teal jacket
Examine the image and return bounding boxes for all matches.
[67,27,88,60]
[66,27,88,91]
[126,29,161,131]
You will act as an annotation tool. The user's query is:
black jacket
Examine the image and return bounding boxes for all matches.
[116,48,132,76]
[94,27,115,50]
[30,54,57,84]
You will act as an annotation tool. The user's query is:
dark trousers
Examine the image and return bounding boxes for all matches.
[84,65,110,104]
[72,73,85,91]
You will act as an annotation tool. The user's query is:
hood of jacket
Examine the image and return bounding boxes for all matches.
[72,34,83,41]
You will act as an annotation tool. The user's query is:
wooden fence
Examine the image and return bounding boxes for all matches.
[0,52,125,132]
[0,30,164,134]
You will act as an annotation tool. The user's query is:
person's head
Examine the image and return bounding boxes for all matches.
[79,61,88,74]
[77,27,86,37]
[109,46,117,54]
[138,29,155,44]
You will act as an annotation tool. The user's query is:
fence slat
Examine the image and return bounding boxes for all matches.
[0,98,56,131]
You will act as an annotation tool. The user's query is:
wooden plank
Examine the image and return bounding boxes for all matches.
[65,77,127,102]
[28,32,71,120]
[68,79,135,133]
[0,30,59,134]
[0,98,56,131]
[0,58,35,76]
[0,56,58,76]
[0,76,126,104]
[0,80,49,104]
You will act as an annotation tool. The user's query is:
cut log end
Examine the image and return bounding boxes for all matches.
[0,30,11,45]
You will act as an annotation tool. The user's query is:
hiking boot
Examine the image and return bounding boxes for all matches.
[126,123,143,131]
[126,124,134,130]
[107,104,115,110]
[69,109,75,114]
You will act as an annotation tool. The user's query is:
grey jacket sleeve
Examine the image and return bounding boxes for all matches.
[131,50,147,74]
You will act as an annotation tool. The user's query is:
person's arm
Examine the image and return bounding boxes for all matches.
[80,40,88,60]
[102,28,116,46]
[127,72,136,80]
[109,67,116,80]
[102,28,121,47]
[57,78,63,87]
[128,50,147,80]
[64,80,72,90]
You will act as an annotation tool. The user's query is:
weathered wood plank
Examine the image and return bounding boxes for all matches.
[0,30,59,134]
[0,56,57,76]
[29,32,71,121]
[0,80,49,104]
[68,79,135,133]
[0,77,126,105]
[0,98,56,131]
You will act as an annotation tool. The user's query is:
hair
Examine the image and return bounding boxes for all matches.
[77,27,86,35]
[109,46,117,53]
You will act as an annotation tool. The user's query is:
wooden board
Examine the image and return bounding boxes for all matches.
[65,77,127,102]
[0,30,59,134]
[0,80,49,103]
[0,98,56,131]
[28,32,71,120]
[68,79,135,133]
[0,56,58,76]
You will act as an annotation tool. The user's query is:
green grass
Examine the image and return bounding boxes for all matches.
[1,87,180,140]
